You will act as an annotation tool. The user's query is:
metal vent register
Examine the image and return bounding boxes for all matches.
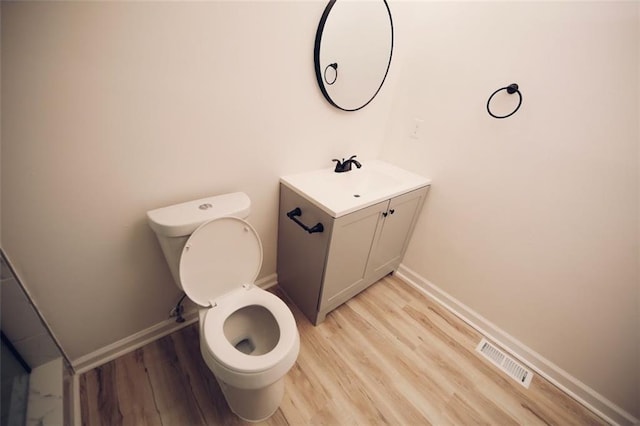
[475,338,533,388]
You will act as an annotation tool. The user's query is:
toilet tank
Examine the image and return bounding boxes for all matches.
[146,192,251,289]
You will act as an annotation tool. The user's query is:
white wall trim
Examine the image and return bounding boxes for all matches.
[72,312,199,374]
[71,373,81,426]
[395,265,639,426]
[256,273,278,290]
[71,273,278,375]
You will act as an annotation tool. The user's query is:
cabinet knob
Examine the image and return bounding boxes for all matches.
[382,212,388,218]
[389,209,395,215]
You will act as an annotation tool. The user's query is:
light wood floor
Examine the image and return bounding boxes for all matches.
[80,275,606,425]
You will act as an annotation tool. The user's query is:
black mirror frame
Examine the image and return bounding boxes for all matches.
[313,0,394,112]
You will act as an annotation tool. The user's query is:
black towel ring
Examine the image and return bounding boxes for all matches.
[324,63,338,85]
[487,83,522,119]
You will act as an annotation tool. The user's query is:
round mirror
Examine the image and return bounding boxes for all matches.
[314,0,394,112]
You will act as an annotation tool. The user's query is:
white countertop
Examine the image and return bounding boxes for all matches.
[280,160,431,218]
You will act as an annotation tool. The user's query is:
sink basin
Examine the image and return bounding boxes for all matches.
[280,160,431,217]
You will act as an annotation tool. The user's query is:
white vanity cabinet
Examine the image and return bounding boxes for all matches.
[277,184,429,325]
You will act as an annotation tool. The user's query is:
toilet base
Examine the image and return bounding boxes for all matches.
[217,376,285,422]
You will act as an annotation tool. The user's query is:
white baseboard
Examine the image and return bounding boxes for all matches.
[72,312,199,375]
[71,273,278,375]
[257,273,278,290]
[395,264,639,426]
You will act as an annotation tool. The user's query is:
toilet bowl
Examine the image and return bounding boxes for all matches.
[147,193,300,422]
[198,285,299,421]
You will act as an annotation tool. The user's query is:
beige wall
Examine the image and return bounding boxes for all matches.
[381,1,639,417]
[0,1,393,360]
[1,0,638,419]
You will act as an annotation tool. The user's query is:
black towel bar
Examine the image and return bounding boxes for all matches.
[286,207,324,234]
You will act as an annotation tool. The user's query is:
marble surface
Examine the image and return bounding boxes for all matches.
[3,373,28,426]
[1,337,30,426]
[26,357,63,426]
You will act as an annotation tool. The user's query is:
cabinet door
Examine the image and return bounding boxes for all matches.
[367,187,428,279]
[320,200,388,310]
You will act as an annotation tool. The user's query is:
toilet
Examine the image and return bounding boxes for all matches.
[146,192,300,422]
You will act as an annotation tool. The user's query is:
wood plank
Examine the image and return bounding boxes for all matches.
[80,275,607,426]
[142,334,207,425]
[114,349,162,426]
[167,326,232,425]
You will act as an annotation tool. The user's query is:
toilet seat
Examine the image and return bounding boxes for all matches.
[202,287,298,374]
[179,216,262,307]
[180,216,298,377]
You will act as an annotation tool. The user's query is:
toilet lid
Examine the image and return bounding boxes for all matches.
[179,217,262,307]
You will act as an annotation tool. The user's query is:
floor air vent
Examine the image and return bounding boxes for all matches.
[475,338,533,388]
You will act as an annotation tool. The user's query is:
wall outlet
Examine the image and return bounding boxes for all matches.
[410,118,424,141]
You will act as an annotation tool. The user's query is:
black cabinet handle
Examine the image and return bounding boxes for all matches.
[286,207,324,234]
[389,209,395,215]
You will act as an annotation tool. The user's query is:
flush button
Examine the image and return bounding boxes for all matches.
[199,203,213,210]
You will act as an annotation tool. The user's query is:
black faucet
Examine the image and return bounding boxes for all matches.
[332,155,362,173]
